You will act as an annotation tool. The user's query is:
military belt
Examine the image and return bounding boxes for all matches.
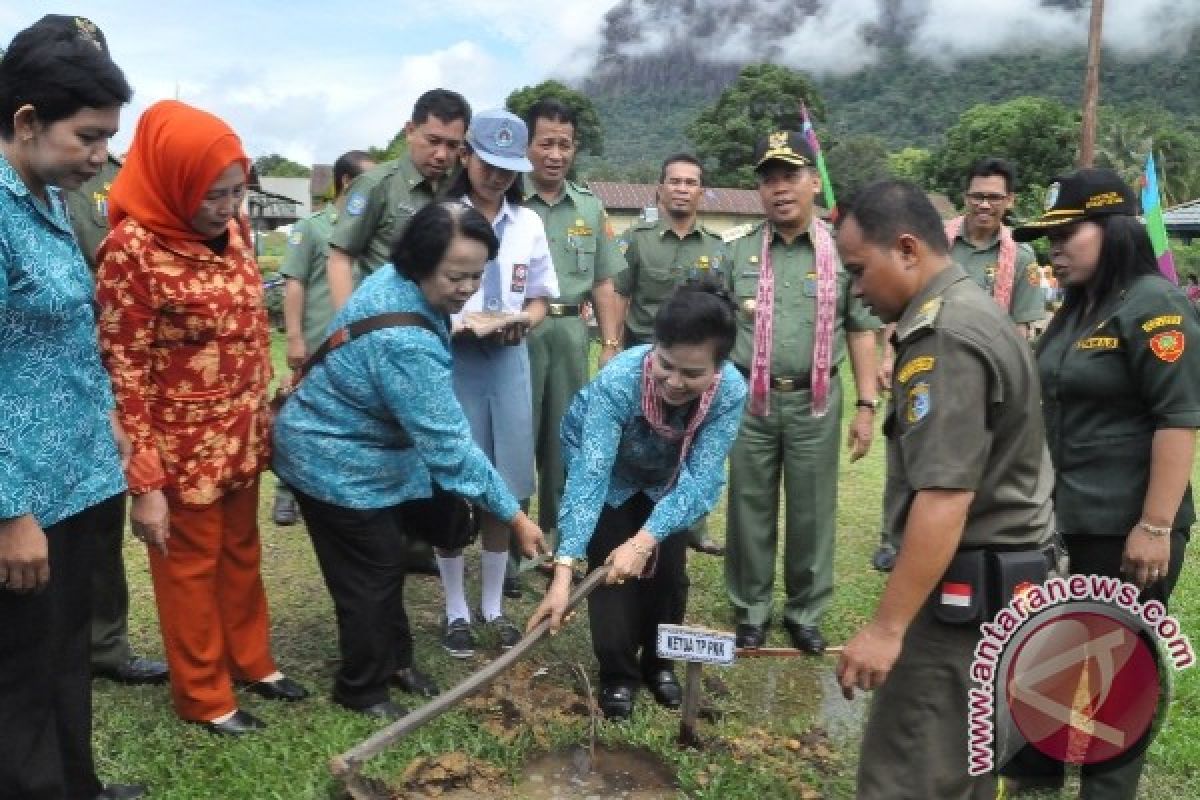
[735,364,838,391]
[547,303,582,317]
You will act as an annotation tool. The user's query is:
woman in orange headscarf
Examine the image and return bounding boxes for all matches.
[96,99,308,736]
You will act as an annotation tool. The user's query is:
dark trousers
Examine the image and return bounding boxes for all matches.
[1001,530,1188,799]
[586,493,689,688]
[293,490,414,709]
[89,494,133,672]
[0,500,115,800]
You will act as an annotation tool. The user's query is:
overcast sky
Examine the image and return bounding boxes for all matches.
[6,1,1196,167]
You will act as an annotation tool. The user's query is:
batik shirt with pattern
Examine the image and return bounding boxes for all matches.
[557,345,747,558]
[0,154,124,526]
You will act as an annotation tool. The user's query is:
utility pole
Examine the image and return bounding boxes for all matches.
[1078,0,1105,167]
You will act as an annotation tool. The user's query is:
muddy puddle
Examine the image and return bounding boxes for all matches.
[713,658,868,742]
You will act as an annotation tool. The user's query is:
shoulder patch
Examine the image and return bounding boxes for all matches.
[906,381,931,424]
[1149,330,1185,363]
[346,192,367,216]
[722,223,755,243]
[897,355,935,384]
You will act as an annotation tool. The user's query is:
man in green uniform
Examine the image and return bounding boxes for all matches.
[724,131,880,654]
[520,98,626,580]
[66,157,170,687]
[835,180,1055,800]
[871,156,1045,572]
[616,152,725,555]
[326,89,470,309]
[271,150,375,526]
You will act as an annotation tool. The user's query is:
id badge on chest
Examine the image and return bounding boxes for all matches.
[510,263,528,294]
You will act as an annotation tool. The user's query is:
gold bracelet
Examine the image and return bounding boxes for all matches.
[602,338,621,348]
[552,555,578,569]
[1138,521,1171,538]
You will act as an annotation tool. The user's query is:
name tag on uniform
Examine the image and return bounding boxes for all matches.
[510,263,528,294]
[567,225,594,237]
[1076,336,1120,350]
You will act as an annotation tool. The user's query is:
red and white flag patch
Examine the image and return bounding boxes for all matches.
[940,581,972,607]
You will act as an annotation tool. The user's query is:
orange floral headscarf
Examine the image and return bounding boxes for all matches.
[108,99,250,241]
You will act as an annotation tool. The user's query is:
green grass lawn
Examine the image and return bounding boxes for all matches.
[92,339,1200,798]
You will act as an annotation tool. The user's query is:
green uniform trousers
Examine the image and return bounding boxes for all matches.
[528,314,591,541]
[856,600,998,800]
[725,380,841,627]
[89,493,134,671]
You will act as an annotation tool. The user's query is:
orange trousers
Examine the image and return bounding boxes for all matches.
[147,480,277,721]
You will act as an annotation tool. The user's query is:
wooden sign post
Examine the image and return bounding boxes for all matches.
[656,624,736,745]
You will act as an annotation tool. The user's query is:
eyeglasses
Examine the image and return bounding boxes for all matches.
[965,192,1009,206]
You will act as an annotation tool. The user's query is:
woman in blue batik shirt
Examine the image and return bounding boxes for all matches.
[435,109,559,658]
[0,16,143,800]
[528,280,747,720]
[272,201,546,720]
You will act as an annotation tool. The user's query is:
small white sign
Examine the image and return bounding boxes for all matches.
[656,624,736,666]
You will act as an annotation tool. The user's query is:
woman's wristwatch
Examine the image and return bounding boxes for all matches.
[856,398,880,413]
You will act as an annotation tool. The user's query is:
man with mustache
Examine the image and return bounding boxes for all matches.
[615,153,727,556]
[723,130,880,655]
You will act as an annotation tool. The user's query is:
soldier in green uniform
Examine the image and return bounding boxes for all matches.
[519,99,627,581]
[616,153,726,555]
[835,180,1055,800]
[65,156,170,687]
[326,89,470,309]
[1006,169,1200,798]
[270,150,375,526]
[871,157,1045,572]
[724,131,880,654]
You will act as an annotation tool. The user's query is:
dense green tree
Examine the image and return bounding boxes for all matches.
[506,80,605,156]
[887,147,933,185]
[254,154,311,178]
[825,134,891,200]
[366,130,408,163]
[1095,105,1200,206]
[925,96,1079,211]
[686,64,825,188]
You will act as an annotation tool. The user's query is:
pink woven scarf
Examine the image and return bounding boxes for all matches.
[944,216,1017,310]
[748,219,838,418]
[640,349,722,489]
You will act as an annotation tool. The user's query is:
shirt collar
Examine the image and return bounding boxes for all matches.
[657,217,701,240]
[461,194,518,227]
[954,223,1003,251]
[398,156,433,192]
[0,153,72,234]
[894,263,968,343]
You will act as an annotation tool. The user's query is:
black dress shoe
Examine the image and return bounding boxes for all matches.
[784,622,827,654]
[244,675,310,702]
[341,699,406,720]
[95,784,146,800]
[271,492,299,526]
[95,656,169,686]
[201,709,266,736]
[598,684,635,720]
[735,623,767,649]
[644,670,682,709]
[688,537,726,556]
[392,667,438,698]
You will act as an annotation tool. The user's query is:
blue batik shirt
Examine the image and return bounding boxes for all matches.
[0,155,124,527]
[272,265,520,519]
[557,344,747,558]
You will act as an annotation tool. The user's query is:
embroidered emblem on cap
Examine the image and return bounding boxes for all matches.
[74,17,103,51]
[1149,330,1185,363]
[495,123,514,149]
[769,131,789,149]
[1044,182,1061,210]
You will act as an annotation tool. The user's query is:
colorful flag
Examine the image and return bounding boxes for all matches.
[800,102,837,220]
[1140,152,1178,284]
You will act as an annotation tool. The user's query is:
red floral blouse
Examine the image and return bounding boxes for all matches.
[96,217,272,506]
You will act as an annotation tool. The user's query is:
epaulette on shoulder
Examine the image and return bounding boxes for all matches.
[570,180,594,196]
[721,222,756,243]
[907,296,944,334]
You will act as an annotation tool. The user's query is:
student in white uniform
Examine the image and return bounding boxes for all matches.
[437,109,559,656]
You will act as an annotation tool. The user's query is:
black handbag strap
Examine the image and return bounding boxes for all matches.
[295,311,438,383]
